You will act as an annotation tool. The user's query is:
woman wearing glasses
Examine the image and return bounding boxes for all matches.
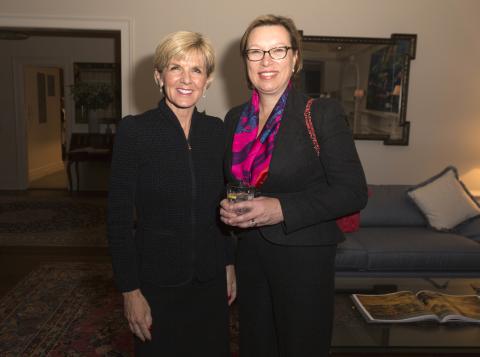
[220,15,367,357]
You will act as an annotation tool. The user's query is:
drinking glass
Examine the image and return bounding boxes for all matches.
[226,183,255,214]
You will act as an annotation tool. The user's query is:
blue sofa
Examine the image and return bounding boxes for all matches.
[335,185,480,276]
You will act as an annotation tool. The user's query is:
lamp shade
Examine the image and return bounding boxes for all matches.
[392,85,401,96]
[462,168,480,197]
[353,89,365,98]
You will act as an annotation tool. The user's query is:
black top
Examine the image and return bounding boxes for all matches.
[108,99,232,292]
[224,89,368,246]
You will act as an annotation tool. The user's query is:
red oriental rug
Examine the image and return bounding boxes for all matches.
[0,263,239,356]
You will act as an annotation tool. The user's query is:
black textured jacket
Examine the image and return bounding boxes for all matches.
[108,99,232,292]
[224,89,368,246]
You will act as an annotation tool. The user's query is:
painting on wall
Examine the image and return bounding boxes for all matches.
[36,72,47,123]
[300,33,416,145]
[72,62,121,124]
[366,40,410,113]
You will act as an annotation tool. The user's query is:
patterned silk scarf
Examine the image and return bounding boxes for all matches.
[231,84,291,187]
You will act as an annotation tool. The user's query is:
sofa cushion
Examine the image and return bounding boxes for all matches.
[407,166,480,231]
[455,216,480,243]
[335,236,368,271]
[350,227,480,272]
[361,185,426,227]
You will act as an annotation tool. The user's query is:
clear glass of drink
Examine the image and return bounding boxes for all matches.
[226,182,255,214]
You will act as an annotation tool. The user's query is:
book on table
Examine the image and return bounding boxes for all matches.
[351,290,480,323]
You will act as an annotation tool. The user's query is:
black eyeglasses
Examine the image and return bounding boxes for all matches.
[244,46,292,61]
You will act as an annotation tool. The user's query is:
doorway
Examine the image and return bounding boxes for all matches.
[5,28,121,190]
[0,16,131,190]
[24,65,67,189]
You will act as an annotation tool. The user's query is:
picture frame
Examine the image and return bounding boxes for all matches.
[72,62,121,124]
[366,40,411,113]
[300,33,417,145]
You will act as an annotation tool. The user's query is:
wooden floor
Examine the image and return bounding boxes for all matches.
[0,246,110,299]
[0,189,110,298]
[29,169,68,190]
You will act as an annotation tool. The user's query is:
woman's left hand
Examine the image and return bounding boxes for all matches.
[226,264,236,305]
[220,196,284,228]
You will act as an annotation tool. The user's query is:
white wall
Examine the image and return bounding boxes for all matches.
[1,0,480,192]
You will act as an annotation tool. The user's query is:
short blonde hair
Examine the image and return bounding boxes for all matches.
[154,31,215,78]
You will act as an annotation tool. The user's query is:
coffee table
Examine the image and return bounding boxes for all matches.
[331,276,480,355]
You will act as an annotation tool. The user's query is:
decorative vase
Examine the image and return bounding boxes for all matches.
[87,109,100,133]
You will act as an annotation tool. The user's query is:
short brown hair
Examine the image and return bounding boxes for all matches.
[240,14,303,75]
[154,31,215,78]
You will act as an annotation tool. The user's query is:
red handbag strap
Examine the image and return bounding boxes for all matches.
[304,98,320,157]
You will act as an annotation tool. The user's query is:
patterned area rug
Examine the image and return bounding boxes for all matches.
[0,263,239,356]
[0,263,129,356]
[0,196,107,246]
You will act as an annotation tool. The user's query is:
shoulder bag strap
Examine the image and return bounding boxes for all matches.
[304,98,320,157]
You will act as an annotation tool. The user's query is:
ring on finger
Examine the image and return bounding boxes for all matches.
[250,218,257,227]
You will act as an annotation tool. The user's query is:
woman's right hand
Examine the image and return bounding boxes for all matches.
[122,289,152,341]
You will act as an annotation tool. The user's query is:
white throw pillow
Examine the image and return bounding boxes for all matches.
[407,166,480,231]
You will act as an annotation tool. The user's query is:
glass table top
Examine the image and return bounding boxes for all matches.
[332,276,480,353]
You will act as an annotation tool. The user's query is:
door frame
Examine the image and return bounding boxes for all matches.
[1,14,133,189]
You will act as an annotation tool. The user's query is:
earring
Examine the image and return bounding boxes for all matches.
[155,77,163,88]
[156,79,164,95]
[202,89,207,98]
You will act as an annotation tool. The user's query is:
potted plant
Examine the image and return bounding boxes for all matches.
[70,82,114,133]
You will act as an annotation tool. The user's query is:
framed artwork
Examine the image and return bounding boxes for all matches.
[366,40,410,113]
[300,34,417,145]
[37,72,47,123]
[72,62,121,124]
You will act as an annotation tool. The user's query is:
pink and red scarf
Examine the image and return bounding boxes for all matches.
[231,84,290,188]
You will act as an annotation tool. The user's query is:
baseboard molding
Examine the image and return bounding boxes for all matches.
[29,161,64,181]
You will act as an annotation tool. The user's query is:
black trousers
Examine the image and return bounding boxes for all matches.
[236,231,336,357]
[134,275,230,357]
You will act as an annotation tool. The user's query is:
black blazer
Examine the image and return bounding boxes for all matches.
[108,100,232,292]
[224,89,368,246]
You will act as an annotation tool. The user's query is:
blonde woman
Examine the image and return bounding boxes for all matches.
[108,31,235,357]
